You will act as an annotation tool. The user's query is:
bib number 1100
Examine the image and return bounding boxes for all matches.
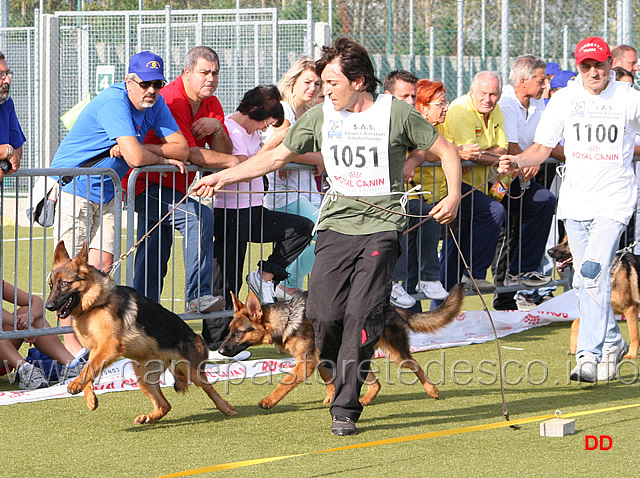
[573,123,618,143]
[330,145,379,168]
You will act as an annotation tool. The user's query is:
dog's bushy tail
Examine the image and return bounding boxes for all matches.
[404,283,465,334]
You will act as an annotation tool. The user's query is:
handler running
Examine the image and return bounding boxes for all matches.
[192,37,461,435]
[498,36,640,383]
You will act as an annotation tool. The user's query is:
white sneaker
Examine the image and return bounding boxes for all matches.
[390,282,416,308]
[208,350,252,361]
[247,270,276,304]
[570,354,597,383]
[416,280,449,300]
[597,340,629,382]
[17,362,49,390]
[187,294,225,313]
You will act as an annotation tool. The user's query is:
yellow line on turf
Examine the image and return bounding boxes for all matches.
[158,402,640,477]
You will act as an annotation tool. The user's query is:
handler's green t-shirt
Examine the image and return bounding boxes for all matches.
[283,97,438,235]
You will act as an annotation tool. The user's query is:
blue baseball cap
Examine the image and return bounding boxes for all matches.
[550,70,576,89]
[545,62,560,76]
[128,51,166,82]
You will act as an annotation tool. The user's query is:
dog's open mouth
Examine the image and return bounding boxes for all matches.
[56,296,76,320]
[555,257,573,272]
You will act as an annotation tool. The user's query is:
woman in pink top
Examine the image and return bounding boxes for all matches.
[209,85,314,325]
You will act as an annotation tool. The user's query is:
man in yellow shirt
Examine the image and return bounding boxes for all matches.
[441,70,555,299]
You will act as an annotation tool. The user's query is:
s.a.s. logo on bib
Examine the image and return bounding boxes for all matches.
[571,101,585,117]
[328,120,343,139]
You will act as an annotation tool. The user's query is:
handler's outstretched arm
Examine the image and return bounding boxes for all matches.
[498,142,553,175]
[192,143,298,198]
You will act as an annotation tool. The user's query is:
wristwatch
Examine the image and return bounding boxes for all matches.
[5,144,13,160]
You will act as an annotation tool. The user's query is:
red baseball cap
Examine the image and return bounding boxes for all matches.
[574,36,611,65]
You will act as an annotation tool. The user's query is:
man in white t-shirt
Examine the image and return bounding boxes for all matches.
[499,36,640,383]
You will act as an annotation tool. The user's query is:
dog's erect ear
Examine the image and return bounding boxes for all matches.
[70,242,89,267]
[245,291,263,321]
[53,240,70,264]
[230,291,244,312]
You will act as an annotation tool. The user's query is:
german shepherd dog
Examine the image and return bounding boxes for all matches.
[45,241,237,424]
[219,284,465,409]
[548,238,639,359]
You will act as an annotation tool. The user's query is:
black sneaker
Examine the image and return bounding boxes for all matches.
[331,416,358,436]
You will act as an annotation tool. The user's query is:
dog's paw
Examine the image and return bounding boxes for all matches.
[134,414,157,425]
[67,379,83,395]
[424,383,439,399]
[218,403,238,416]
[258,398,274,409]
[322,395,332,405]
[84,391,98,411]
[623,353,637,360]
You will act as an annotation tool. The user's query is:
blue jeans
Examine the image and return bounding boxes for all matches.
[134,183,214,303]
[273,197,318,290]
[440,183,505,289]
[393,198,442,292]
[564,217,625,360]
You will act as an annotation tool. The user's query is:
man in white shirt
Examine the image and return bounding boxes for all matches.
[493,55,556,310]
[499,36,640,383]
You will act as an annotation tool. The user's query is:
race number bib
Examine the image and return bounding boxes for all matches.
[568,96,624,167]
[321,94,392,196]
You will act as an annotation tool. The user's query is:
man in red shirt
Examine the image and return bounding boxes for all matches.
[129,46,238,338]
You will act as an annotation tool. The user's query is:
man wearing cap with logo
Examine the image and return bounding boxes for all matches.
[499,36,640,383]
[0,50,25,181]
[50,51,188,355]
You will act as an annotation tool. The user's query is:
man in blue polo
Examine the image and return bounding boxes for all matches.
[0,50,25,180]
[50,51,189,355]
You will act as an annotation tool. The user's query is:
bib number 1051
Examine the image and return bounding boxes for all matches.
[573,123,618,143]
[330,145,379,168]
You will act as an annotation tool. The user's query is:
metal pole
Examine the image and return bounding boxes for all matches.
[500,0,509,86]
[457,0,464,97]
[409,0,414,59]
[616,0,623,46]
[0,0,8,53]
[307,1,314,58]
[387,0,392,55]
[540,0,545,58]
[623,0,632,45]
[429,26,435,79]
[165,4,171,80]
[603,0,608,41]
[562,24,568,70]
[328,0,333,39]
[481,0,486,63]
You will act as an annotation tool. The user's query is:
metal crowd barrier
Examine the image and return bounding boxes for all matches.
[1,160,585,342]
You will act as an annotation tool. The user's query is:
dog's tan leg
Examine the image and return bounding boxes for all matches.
[388,350,439,399]
[67,344,122,410]
[318,363,335,405]
[259,354,317,409]
[131,361,171,424]
[192,363,237,417]
[359,371,382,406]
[623,307,639,359]
[570,318,580,355]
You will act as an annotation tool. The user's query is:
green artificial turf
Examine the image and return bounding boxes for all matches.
[2,229,638,477]
[1,319,639,478]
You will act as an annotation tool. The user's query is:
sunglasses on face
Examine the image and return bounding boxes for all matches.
[0,70,13,81]
[130,78,165,90]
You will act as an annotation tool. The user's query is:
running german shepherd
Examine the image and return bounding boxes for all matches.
[548,238,639,359]
[219,285,465,409]
[45,241,237,424]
